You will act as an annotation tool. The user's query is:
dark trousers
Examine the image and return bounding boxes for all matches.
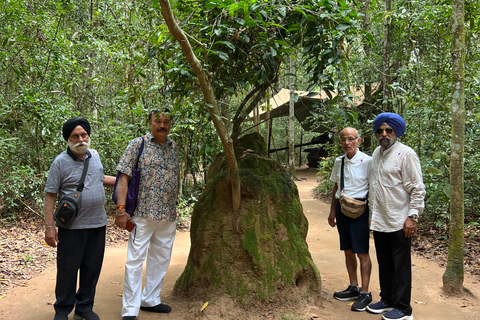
[373,230,412,315]
[54,226,106,315]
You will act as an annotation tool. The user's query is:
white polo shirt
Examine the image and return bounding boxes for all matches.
[330,150,372,199]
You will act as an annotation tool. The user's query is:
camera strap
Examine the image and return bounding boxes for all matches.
[76,151,91,192]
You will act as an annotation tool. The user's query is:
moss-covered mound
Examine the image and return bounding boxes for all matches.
[174,133,321,307]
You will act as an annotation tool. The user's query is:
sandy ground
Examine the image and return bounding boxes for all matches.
[0,167,479,320]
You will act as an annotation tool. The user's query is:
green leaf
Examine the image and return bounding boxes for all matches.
[214,41,235,50]
[336,23,351,31]
[212,50,229,60]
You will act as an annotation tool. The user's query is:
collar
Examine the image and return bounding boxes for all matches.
[344,150,362,163]
[146,133,173,147]
[67,147,91,161]
[381,140,399,155]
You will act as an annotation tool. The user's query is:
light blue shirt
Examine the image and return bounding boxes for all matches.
[45,148,108,229]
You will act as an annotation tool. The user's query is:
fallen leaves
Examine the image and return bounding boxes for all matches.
[412,224,480,276]
[200,301,208,312]
[0,215,129,296]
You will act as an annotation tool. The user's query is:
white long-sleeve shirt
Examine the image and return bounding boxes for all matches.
[369,141,426,232]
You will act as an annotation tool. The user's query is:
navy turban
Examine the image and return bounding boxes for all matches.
[62,117,91,141]
[373,113,406,137]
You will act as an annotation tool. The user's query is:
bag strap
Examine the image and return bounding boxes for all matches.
[76,150,91,192]
[134,137,145,169]
[340,156,345,191]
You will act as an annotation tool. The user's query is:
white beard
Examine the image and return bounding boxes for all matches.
[68,139,91,155]
[378,136,396,150]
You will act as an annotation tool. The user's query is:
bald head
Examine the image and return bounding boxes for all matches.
[339,127,361,159]
[340,127,359,138]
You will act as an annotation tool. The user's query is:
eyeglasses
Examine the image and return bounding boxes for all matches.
[376,128,394,135]
[340,137,358,143]
[71,133,88,141]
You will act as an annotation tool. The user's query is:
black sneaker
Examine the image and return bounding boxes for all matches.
[382,308,414,320]
[367,300,394,314]
[351,292,372,311]
[53,314,68,320]
[73,310,100,320]
[333,285,360,301]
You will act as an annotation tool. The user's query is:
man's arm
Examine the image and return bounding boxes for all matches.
[44,192,59,247]
[328,183,338,228]
[402,151,425,237]
[402,152,426,216]
[114,173,131,229]
[103,175,116,188]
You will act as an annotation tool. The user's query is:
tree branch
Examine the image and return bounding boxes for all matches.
[158,0,241,212]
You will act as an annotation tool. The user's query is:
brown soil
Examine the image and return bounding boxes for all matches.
[0,167,479,320]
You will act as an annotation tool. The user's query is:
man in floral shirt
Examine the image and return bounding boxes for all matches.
[114,109,179,320]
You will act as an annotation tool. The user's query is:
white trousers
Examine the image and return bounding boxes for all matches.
[121,217,177,317]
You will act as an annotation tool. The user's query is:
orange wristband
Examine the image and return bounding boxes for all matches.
[116,205,126,209]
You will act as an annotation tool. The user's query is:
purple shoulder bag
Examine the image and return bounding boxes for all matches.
[112,137,145,215]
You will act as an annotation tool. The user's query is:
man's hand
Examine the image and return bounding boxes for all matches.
[403,217,417,238]
[45,227,59,247]
[115,209,131,230]
[328,211,336,228]
[329,184,338,228]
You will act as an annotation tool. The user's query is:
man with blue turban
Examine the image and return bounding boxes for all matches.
[367,113,425,320]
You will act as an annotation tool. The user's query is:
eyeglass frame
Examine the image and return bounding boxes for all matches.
[339,137,359,143]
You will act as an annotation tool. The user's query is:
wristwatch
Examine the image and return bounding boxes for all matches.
[408,214,419,223]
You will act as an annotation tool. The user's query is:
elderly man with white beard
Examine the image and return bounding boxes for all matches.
[44,117,115,320]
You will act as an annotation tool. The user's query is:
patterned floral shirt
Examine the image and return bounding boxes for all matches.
[116,133,179,221]
[369,141,425,232]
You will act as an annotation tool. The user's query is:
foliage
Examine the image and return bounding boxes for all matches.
[313,0,480,228]
[0,0,479,231]
[0,0,222,218]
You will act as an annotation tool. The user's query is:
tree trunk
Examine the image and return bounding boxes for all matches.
[288,58,296,178]
[361,0,373,151]
[442,0,466,295]
[158,0,241,212]
[265,90,271,149]
[288,87,296,177]
[382,0,392,112]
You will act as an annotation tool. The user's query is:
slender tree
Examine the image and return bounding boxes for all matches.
[288,58,296,178]
[442,0,466,295]
[382,0,393,112]
[158,0,241,212]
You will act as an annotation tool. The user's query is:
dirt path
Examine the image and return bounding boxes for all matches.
[0,167,478,320]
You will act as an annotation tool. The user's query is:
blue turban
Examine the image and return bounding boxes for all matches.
[373,113,406,137]
[62,117,91,141]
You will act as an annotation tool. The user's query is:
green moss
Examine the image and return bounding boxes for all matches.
[174,134,321,304]
[174,258,197,291]
[242,226,260,262]
[234,132,268,157]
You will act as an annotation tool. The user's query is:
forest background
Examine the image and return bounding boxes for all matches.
[0,0,479,297]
